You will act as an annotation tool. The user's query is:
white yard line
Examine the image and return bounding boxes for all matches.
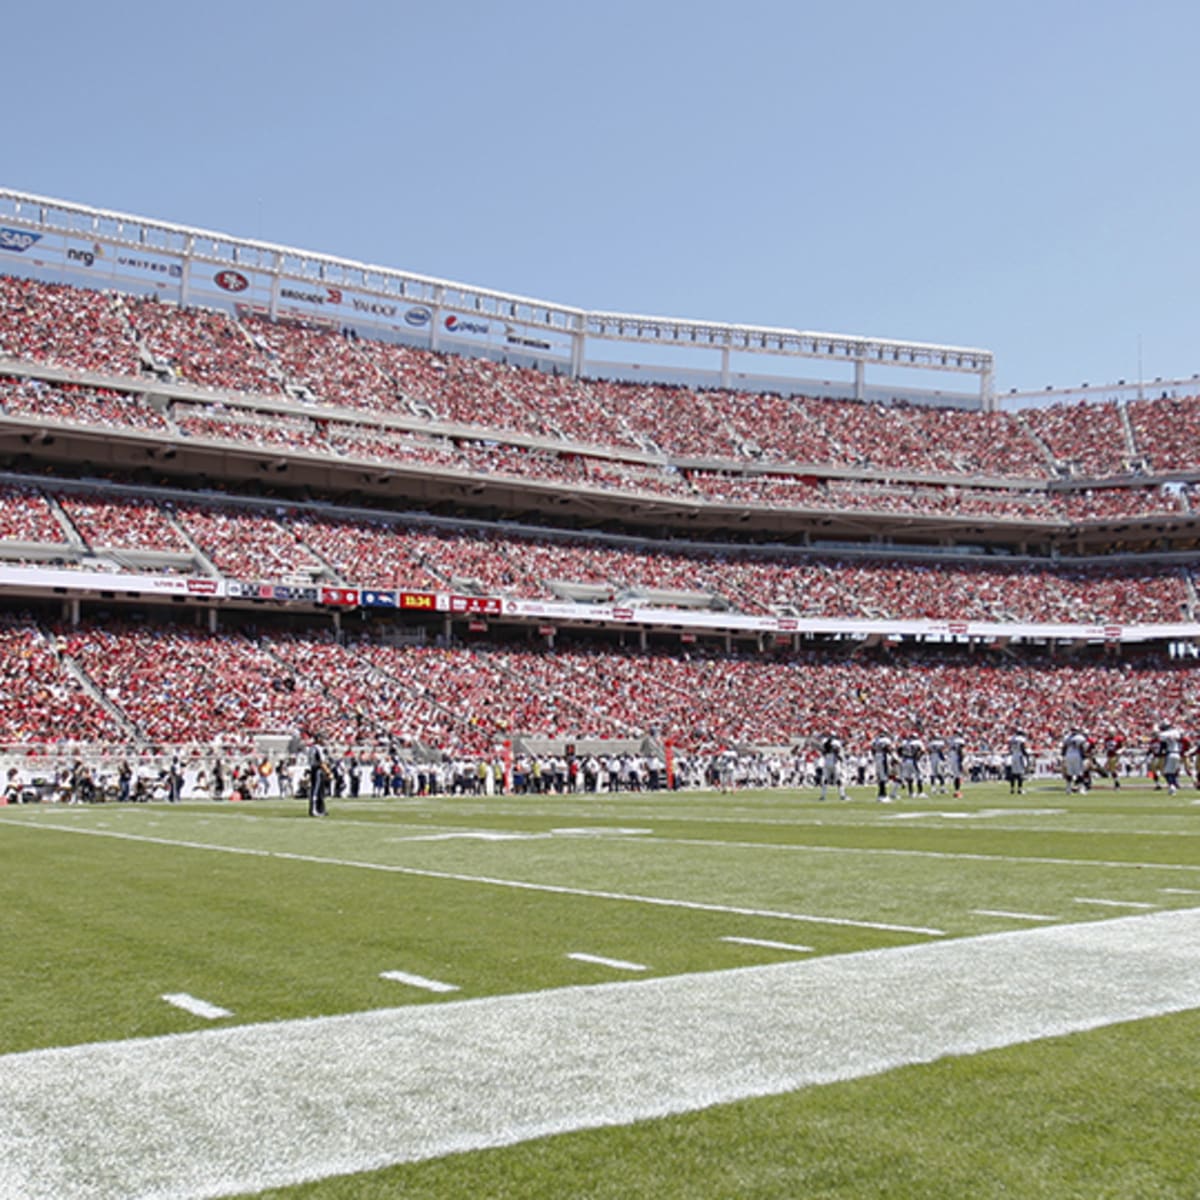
[380,971,460,993]
[627,832,1200,874]
[1,908,1198,1200]
[0,819,946,936]
[160,994,232,1020]
[971,909,1059,922]
[1073,897,1159,909]
[721,936,814,953]
[567,952,648,972]
[8,811,1200,871]
[384,832,550,842]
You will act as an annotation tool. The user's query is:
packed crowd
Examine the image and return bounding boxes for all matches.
[0,276,140,377]
[56,492,190,553]
[1020,401,1133,478]
[3,275,1199,805]
[0,485,1192,622]
[0,483,69,545]
[173,402,329,455]
[0,377,170,434]
[127,297,282,395]
[0,616,1197,767]
[2,373,1194,524]
[5,275,1200,485]
[1127,396,1200,473]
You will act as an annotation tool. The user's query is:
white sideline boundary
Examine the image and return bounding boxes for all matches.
[2,908,1200,1200]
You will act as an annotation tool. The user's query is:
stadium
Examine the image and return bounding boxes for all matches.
[2,188,1199,1199]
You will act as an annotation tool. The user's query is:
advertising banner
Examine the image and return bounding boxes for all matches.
[0,565,219,598]
[320,586,359,607]
[188,264,274,314]
[360,589,398,608]
[399,591,437,611]
[0,227,41,256]
[446,594,501,616]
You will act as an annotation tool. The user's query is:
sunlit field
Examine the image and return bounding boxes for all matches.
[3,779,1199,1199]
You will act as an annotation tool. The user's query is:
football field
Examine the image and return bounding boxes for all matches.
[2,782,1199,1198]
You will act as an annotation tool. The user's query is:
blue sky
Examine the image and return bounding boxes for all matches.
[6,0,1199,393]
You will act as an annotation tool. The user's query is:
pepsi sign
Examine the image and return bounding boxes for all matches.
[445,314,489,335]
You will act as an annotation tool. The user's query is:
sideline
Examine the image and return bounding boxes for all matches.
[1,908,1199,1199]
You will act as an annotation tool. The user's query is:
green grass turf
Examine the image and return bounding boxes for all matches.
[235,1010,1200,1199]
[3,781,1199,1196]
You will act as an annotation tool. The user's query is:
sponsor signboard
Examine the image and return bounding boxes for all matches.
[360,589,398,608]
[447,595,501,616]
[400,591,436,611]
[65,242,104,270]
[0,556,1177,646]
[115,252,182,279]
[503,322,557,352]
[505,333,553,351]
[0,564,192,596]
[444,313,489,336]
[275,584,319,602]
[0,227,41,254]
[277,284,343,308]
[214,269,250,293]
[349,297,399,318]
[404,306,432,327]
[226,581,312,601]
[320,586,359,607]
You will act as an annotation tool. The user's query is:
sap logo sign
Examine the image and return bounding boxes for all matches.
[0,228,41,253]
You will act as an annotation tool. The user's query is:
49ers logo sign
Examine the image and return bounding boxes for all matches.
[214,270,250,293]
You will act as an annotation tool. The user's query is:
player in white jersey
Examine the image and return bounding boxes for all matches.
[1061,728,1090,794]
[819,733,849,802]
[1156,722,1187,795]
